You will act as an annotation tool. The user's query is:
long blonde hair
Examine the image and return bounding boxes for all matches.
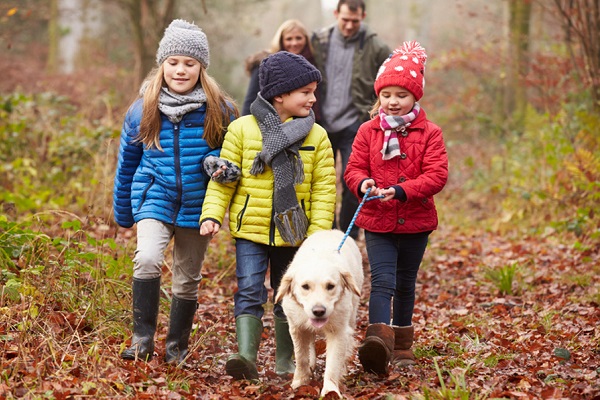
[136,64,239,150]
[245,19,314,75]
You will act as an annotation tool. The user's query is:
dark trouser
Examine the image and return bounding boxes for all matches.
[328,120,362,239]
[233,238,298,319]
[365,230,430,326]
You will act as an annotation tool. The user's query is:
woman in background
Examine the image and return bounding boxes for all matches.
[241,19,321,122]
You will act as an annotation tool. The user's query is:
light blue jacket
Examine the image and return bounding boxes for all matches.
[113,98,222,229]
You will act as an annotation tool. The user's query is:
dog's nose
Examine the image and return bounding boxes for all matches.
[312,305,326,318]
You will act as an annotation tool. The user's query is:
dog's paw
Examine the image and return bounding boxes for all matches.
[321,380,342,398]
[291,375,310,390]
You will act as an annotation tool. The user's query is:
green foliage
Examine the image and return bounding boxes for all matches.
[554,347,571,362]
[449,99,600,245]
[484,263,520,295]
[0,92,118,217]
[0,214,131,319]
[417,359,482,400]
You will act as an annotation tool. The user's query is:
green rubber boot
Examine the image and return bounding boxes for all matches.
[225,315,262,380]
[274,317,295,376]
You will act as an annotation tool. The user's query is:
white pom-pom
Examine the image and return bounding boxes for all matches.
[395,41,427,66]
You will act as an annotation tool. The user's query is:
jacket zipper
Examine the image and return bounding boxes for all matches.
[236,194,250,232]
[173,123,182,224]
[269,206,276,246]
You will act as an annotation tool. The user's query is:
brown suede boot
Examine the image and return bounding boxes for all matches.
[358,323,395,374]
[393,325,416,367]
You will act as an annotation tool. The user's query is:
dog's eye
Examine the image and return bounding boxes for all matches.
[326,283,335,291]
[301,283,310,290]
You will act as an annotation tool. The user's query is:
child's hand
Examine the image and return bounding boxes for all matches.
[200,220,221,236]
[211,165,227,180]
[378,187,396,202]
[203,156,241,183]
[360,179,376,195]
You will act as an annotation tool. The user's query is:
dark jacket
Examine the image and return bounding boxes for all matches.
[311,24,390,123]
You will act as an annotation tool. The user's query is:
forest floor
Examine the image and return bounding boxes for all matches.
[184,225,600,399]
[3,222,598,399]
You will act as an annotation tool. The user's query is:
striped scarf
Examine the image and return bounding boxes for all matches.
[379,102,420,160]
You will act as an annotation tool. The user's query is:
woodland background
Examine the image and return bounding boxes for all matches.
[0,0,599,399]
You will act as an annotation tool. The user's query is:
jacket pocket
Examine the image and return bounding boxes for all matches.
[137,175,155,211]
[235,194,250,232]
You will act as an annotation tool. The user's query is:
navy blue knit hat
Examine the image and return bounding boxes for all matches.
[259,51,321,100]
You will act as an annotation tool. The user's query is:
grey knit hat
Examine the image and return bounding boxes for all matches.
[259,51,321,100]
[156,19,209,68]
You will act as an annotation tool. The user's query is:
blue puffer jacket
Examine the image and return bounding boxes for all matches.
[113,98,223,229]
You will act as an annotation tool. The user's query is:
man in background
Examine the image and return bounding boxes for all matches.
[312,0,391,239]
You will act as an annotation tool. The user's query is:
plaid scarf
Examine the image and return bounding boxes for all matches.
[379,102,420,160]
[249,93,314,245]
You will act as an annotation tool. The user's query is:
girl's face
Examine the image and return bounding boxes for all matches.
[274,81,318,122]
[281,28,307,54]
[163,56,201,95]
[379,85,416,116]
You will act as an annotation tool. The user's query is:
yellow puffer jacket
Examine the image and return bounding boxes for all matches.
[200,115,336,246]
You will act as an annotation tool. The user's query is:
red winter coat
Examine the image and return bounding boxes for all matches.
[344,108,448,234]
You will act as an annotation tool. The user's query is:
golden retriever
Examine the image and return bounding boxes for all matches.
[275,229,364,398]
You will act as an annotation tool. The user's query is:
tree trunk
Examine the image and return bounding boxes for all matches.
[47,0,59,73]
[554,0,600,112]
[118,0,177,87]
[506,0,532,133]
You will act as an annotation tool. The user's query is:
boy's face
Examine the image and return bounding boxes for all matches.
[274,81,318,122]
[379,85,416,116]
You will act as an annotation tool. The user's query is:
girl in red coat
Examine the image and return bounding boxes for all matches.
[344,41,448,374]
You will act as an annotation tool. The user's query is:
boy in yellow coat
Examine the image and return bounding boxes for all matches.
[200,51,336,380]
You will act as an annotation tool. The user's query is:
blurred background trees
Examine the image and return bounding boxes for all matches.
[2,0,597,121]
[0,0,598,244]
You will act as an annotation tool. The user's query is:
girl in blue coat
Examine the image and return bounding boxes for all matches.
[113,19,239,365]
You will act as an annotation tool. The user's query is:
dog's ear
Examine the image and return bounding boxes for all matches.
[340,271,361,297]
[275,275,293,303]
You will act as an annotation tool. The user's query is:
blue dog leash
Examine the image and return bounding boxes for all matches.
[337,187,384,252]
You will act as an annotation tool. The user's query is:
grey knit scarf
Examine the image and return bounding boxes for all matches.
[249,93,314,245]
[158,86,207,123]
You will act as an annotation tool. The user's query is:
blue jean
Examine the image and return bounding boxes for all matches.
[365,230,430,326]
[328,120,362,239]
[234,238,298,320]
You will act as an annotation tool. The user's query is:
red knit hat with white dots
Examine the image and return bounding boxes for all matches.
[374,41,427,100]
